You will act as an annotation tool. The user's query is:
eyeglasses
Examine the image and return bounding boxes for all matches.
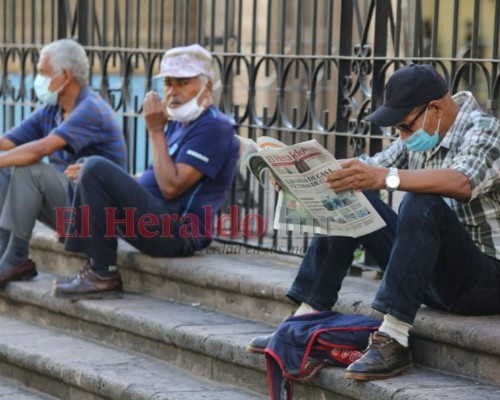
[393,103,429,133]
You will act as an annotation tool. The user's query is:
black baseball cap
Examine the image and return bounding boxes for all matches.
[366,64,448,127]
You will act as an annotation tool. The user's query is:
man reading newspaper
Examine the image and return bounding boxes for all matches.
[247,64,500,381]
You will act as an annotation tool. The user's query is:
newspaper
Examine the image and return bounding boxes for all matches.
[239,136,386,237]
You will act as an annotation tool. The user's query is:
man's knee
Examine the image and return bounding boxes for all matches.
[398,193,444,222]
[80,156,114,183]
[11,163,48,184]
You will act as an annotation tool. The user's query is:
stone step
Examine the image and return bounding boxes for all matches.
[30,225,300,325]
[29,226,500,385]
[0,311,266,400]
[0,376,56,399]
[1,272,500,400]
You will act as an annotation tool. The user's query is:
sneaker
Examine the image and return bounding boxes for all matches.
[345,331,413,380]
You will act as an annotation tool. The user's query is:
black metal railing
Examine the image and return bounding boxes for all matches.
[1,0,500,254]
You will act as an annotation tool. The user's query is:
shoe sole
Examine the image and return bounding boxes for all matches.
[52,290,123,302]
[345,364,413,381]
[246,345,266,355]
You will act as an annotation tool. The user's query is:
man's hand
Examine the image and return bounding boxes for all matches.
[325,158,385,192]
[269,172,281,192]
[64,162,84,183]
[143,91,168,136]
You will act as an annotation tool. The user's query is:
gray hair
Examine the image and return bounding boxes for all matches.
[198,74,209,86]
[40,39,89,86]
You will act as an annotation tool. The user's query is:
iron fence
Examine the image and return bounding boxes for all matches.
[1,0,500,255]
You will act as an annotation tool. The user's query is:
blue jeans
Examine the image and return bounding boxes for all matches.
[64,156,202,266]
[287,192,500,324]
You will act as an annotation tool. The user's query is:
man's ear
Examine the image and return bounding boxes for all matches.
[206,79,213,92]
[429,100,444,118]
[60,69,73,87]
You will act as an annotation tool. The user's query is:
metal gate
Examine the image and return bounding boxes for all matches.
[1,0,500,254]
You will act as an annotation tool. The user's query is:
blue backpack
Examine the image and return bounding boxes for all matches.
[264,311,380,400]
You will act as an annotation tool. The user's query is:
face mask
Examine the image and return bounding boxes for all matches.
[166,83,206,123]
[404,109,441,152]
[33,72,63,105]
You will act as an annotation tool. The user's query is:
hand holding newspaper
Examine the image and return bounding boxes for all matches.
[238,136,386,237]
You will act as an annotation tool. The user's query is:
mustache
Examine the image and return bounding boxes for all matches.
[167,98,183,107]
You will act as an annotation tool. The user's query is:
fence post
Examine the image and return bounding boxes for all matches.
[370,0,390,155]
[77,0,92,45]
[57,0,68,39]
[334,0,353,160]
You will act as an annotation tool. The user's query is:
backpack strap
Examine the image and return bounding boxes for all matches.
[265,352,293,400]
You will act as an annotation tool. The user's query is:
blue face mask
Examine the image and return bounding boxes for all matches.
[404,109,441,152]
[33,72,63,105]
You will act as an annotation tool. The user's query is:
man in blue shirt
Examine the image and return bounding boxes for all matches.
[53,44,239,300]
[0,39,127,287]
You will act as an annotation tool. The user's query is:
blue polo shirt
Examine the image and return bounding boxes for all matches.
[138,105,239,237]
[5,86,127,172]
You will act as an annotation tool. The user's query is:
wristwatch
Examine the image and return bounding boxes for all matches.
[385,167,400,192]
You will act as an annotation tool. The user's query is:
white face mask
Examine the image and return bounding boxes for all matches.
[166,82,207,123]
[33,72,63,105]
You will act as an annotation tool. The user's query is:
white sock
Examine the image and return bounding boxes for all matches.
[294,303,317,316]
[378,314,412,347]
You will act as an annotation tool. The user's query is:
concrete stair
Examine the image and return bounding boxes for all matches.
[0,313,265,400]
[0,224,498,399]
[0,375,56,399]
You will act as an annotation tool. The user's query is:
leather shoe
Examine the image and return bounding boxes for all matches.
[53,262,92,285]
[247,334,273,354]
[53,263,123,301]
[0,259,37,287]
[246,310,300,354]
[345,331,412,380]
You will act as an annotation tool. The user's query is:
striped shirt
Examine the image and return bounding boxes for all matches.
[361,91,500,259]
[5,86,127,172]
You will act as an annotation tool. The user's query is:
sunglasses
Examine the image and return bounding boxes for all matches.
[393,103,429,133]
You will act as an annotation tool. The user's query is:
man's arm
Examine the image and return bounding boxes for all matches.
[0,137,17,151]
[395,168,471,201]
[0,134,67,168]
[325,158,472,202]
[150,133,204,200]
[143,91,204,200]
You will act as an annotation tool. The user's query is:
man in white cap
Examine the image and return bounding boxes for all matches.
[53,44,240,300]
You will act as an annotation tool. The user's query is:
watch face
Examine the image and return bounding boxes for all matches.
[386,175,400,188]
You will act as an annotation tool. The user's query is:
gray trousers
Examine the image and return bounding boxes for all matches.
[0,162,68,241]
